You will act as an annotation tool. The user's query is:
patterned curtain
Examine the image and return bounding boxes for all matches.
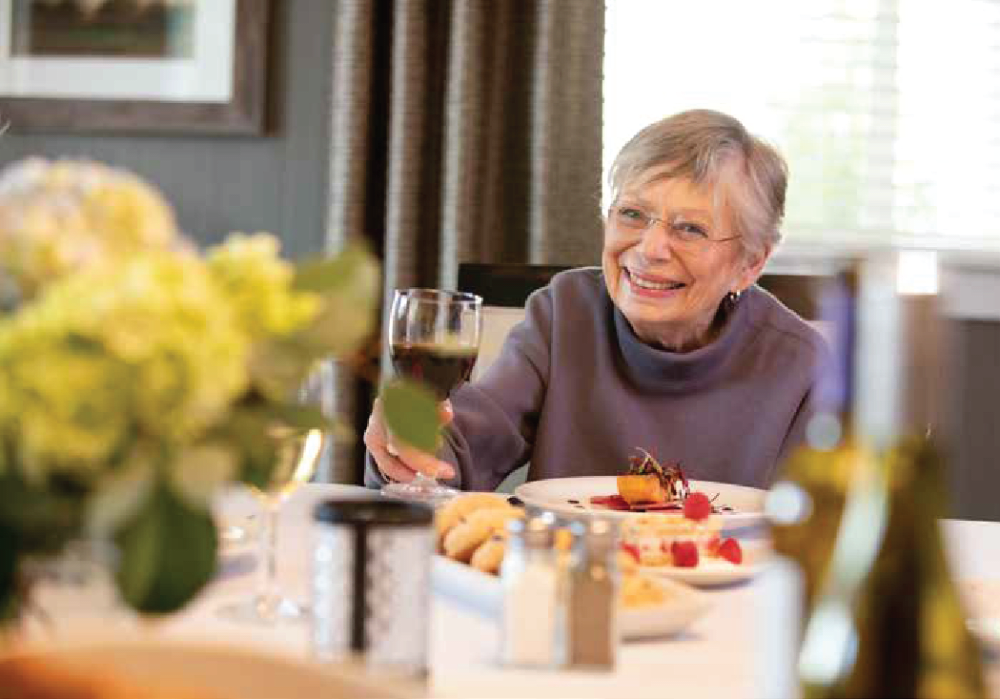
[321,0,605,483]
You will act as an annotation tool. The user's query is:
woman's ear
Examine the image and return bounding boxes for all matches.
[735,244,771,292]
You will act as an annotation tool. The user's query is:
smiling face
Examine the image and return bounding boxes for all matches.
[602,174,768,351]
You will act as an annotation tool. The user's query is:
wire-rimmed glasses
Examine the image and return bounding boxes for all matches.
[608,204,741,253]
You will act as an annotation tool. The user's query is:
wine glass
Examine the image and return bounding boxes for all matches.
[381,288,482,504]
[218,360,333,625]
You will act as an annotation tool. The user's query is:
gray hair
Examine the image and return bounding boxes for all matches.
[608,109,788,258]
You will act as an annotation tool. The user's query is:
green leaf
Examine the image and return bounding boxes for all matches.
[0,469,84,555]
[207,400,330,492]
[248,338,314,400]
[380,379,442,454]
[293,238,379,297]
[267,403,329,431]
[115,480,217,614]
[0,524,19,622]
[206,405,279,491]
[301,299,376,358]
[292,239,381,358]
[235,439,275,492]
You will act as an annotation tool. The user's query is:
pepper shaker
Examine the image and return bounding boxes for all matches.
[562,518,619,670]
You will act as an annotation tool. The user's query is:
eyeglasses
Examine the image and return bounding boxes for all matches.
[608,205,741,253]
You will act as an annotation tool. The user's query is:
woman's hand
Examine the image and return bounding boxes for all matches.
[364,398,456,483]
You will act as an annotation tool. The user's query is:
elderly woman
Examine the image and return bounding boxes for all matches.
[364,109,826,491]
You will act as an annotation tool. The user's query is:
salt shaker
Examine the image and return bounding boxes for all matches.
[500,513,559,668]
[562,518,619,670]
[312,498,433,678]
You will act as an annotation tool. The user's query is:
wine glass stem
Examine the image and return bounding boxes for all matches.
[258,501,280,605]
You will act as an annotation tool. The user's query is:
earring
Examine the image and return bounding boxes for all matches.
[728,289,743,304]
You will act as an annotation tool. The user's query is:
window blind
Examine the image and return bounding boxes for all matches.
[604,0,1000,253]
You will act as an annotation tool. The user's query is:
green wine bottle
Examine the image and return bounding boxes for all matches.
[778,436,985,698]
[769,258,986,697]
[872,437,984,699]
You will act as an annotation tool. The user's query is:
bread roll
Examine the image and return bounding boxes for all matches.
[442,506,522,562]
[469,535,507,575]
[434,493,509,549]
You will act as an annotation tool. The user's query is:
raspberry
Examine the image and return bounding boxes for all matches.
[683,492,712,521]
[717,538,743,565]
[670,540,699,568]
[620,543,640,563]
[705,535,721,556]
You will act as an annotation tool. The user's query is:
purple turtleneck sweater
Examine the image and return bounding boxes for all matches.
[365,267,827,491]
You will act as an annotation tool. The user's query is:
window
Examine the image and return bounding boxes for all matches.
[604,0,1000,255]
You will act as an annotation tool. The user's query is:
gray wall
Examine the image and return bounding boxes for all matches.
[0,0,333,258]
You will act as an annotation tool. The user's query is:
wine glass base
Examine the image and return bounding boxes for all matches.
[381,480,459,506]
[216,595,308,626]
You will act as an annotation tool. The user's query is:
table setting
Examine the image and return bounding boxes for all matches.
[192,485,1000,697]
[15,479,1000,698]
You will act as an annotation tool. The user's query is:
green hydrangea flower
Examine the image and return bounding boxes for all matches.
[0,252,250,483]
[0,159,180,304]
[207,232,320,339]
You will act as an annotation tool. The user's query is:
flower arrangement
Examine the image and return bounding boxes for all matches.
[0,159,380,618]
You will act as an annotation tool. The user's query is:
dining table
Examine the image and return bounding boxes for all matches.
[26,483,1000,698]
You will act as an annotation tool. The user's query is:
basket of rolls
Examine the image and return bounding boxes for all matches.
[436,493,522,574]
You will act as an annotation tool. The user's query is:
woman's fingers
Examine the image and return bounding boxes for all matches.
[372,446,421,483]
[364,398,456,481]
[439,399,454,425]
[394,442,456,480]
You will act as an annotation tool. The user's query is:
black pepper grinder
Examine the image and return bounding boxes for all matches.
[311,498,433,678]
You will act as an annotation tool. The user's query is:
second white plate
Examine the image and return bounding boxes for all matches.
[640,559,764,587]
[638,541,771,587]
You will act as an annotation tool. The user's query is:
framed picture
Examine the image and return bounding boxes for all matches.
[0,0,269,135]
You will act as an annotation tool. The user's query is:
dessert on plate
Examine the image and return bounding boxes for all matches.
[618,492,743,569]
[615,448,690,506]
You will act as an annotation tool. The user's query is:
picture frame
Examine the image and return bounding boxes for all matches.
[0,0,269,135]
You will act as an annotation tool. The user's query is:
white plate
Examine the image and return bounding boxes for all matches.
[616,577,712,640]
[640,558,764,587]
[514,476,766,529]
[639,541,770,587]
[431,555,711,641]
[0,636,421,698]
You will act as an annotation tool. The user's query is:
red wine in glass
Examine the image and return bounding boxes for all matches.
[389,342,479,400]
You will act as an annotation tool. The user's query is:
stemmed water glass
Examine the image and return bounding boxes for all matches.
[218,359,333,624]
[381,288,482,504]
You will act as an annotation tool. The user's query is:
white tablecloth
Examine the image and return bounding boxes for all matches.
[44,484,1000,697]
